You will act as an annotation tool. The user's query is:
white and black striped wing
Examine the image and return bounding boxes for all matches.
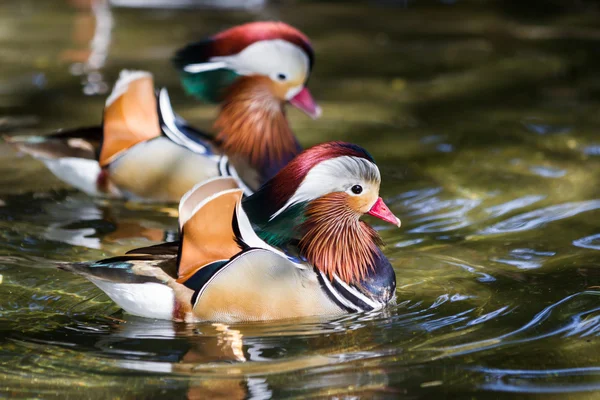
[157,88,216,156]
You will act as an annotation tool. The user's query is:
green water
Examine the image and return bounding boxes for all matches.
[1,0,600,398]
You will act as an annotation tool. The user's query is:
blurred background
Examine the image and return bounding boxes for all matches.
[0,1,599,398]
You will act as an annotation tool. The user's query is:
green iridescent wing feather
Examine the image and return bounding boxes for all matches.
[251,203,307,248]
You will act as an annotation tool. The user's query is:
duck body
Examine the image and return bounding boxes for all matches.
[7,21,320,202]
[7,73,239,201]
[60,142,400,322]
[69,246,396,322]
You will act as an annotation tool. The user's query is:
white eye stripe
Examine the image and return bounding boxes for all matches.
[269,156,381,220]
[210,39,309,84]
[182,61,227,74]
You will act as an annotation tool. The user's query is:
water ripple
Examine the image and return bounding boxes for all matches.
[573,233,600,250]
[470,366,600,393]
[484,195,545,219]
[481,200,600,234]
[408,198,481,233]
[395,187,442,205]
[529,165,566,178]
[492,248,556,270]
[444,259,496,282]
[466,306,511,326]
[583,145,600,156]
[522,119,571,135]
[416,291,600,357]
[420,308,476,332]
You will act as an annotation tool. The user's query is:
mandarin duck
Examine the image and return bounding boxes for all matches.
[59,142,401,322]
[6,21,319,202]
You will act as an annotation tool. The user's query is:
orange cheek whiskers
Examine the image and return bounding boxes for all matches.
[214,76,298,171]
[299,193,383,284]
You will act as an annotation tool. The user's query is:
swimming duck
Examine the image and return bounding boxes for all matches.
[59,142,401,322]
[6,21,319,202]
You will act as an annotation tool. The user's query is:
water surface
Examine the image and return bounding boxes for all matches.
[1,1,600,398]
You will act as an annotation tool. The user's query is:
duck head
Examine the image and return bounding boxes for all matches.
[243,142,401,284]
[173,22,319,181]
[174,21,319,117]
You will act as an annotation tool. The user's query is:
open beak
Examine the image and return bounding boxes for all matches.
[367,197,401,227]
[289,87,322,119]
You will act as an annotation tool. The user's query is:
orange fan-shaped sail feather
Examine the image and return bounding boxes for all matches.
[99,71,161,166]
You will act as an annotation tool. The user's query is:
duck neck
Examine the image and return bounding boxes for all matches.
[214,76,301,183]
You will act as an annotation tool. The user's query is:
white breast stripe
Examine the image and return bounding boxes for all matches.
[318,270,363,312]
[333,274,382,310]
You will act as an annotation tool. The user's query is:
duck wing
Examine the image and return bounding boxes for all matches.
[4,126,102,160]
[59,253,177,284]
[155,88,217,155]
[176,178,245,282]
[125,241,180,257]
[58,252,183,320]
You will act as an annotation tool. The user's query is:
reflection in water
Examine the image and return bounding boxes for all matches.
[4,290,600,396]
[63,0,112,95]
[43,199,104,249]
[0,191,175,252]
[45,200,174,251]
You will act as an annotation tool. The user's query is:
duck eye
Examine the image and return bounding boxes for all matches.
[351,185,363,195]
[276,73,287,81]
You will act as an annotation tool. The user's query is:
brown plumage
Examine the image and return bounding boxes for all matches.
[214,76,297,172]
[299,192,384,284]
